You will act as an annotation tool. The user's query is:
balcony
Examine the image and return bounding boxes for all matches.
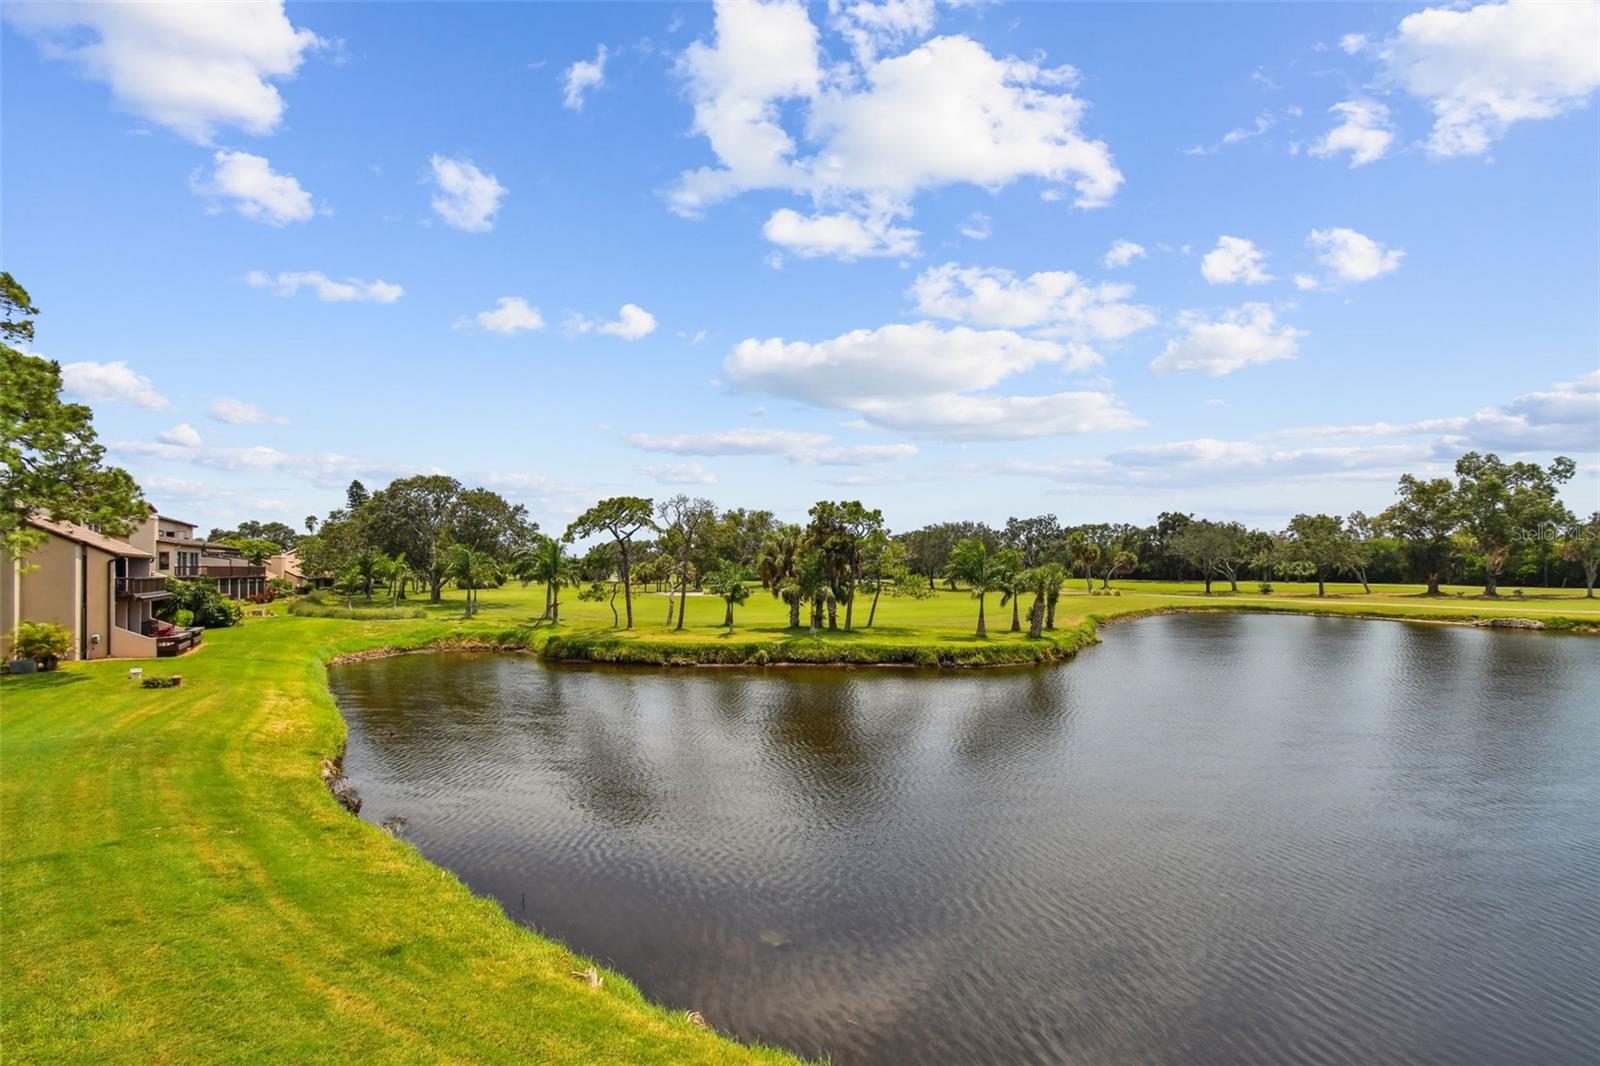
[201,561,266,579]
[116,575,170,598]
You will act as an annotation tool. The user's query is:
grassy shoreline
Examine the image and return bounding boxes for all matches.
[4,580,1596,1063]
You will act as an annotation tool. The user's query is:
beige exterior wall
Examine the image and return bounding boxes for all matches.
[2,529,160,662]
[266,550,303,583]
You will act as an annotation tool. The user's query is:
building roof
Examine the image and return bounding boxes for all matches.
[26,516,151,558]
[157,514,197,528]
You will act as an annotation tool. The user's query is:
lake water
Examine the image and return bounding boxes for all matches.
[330,614,1599,1065]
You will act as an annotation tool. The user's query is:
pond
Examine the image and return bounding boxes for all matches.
[330,614,1599,1065]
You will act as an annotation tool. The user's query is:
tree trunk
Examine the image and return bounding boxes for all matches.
[1204,574,1212,595]
[1317,575,1326,597]
[1426,572,1441,596]
[976,593,987,638]
[1010,596,1020,632]
[675,561,689,631]
[827,597,837,630]
[608,584,619,626]
[1046,592,1058,630]
[1084,568,1092,592]
[1028,596,1044,639]
[809,600,819,638]
[867,583,882,627]
[844,588,854,632]
[789,594,801,629]
[724,601,733,628]
[619,542,634,628]
[430,570,443,603]
[1483,572,1498,597]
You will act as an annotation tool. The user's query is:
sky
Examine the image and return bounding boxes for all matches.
[4,0,1598,536]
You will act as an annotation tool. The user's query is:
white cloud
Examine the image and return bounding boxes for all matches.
[1307,227,1404,283]
[1200,236,1272,285]
[1309,99,1394,167]
[797,442,919,465]
[1151,303,1306,376]
[598,304,658,340]
[911,262,1154,344]
[1340,33,1370,55]
[1293,274,1320,291]
[626,428,831,455]
[209,397,286,425]
[726,322,1072,407]
[1377,0,1600,158]
[563,45,607,110]
[158,423,203,448]
[113,440,420,488]
[640,462,718,485]
[469,297,545,335]
[828,0,937,65]
[191,150,313,224]
[428,155,506,232]
[5,1,321,142]
[628,427,920,465]
[1281,371,1599,454]
[246,270,403,303]
[60,361,169,410]
[672,1,1121,253]
[959,212,992,241]
[1103,239,1146,268]
[762,208,920,259]
[851,390,1143,439]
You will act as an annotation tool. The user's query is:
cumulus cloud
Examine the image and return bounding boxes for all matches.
[852,390,1143,439]
[113,440,419,488]
[763,208,919,259]
[247,270,403,303]
[1151,303,1306,376]
[1103,239,1146,268]
[1200,236,1273,285]
[5,1,322,142]
[191,150,313,224]
[640,462,718,485]
[672,0,1121,257]
[1307,227,1404,283]
[158,423,203,448]
[210,397,286,425]
[563,45,607,110]
[428,155,506,232]
[468,297,545,335]
[1309,99,1394,167]
[725,322,1071,407]
[910,263,1154,345]
[598,304,657,340]
[1376,0,1600,158]
[828,0,937,66]
[60,360,169,410]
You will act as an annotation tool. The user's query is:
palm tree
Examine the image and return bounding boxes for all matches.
[1033,562,1067,633]
[304,515,318,535]
[784,549,835,638]
[515,536,575,623]
[444,544,500,618]
[757,524,804,629]
[944,537,1004,638]
[1067,532,1100,593]
[992,548,1025,631]
[1101,549,1138,590]
[704,563,753,631]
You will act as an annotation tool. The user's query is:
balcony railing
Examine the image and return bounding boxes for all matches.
[116,575,170,597]
[201,562,266,578]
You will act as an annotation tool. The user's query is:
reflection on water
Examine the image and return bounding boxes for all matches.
[331,614,1600,1065]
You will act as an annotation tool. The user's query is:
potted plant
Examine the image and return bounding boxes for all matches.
[9,621,72,672]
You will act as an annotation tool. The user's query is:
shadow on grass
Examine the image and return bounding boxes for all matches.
[1,670,90,689]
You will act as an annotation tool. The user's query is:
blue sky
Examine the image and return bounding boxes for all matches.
[4,0,1597,534]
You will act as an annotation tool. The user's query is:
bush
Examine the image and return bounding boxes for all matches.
[287,598,424,620]
[141,675,183,688]
[174,609,195,627]
[9,620,72,666]
[158,579,242,629]
[1258,581,1274,595]
[266,577,295,597]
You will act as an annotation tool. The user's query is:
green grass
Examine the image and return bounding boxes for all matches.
[3,578,1595,1062]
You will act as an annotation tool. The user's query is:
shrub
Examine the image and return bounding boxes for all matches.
[9,621,72,666]
[174,609,195,627]
[1257,581,1274,595]
[266,577,295,597]
[141,675,183,688]
[287,599,424,620]
[158,579,242,629]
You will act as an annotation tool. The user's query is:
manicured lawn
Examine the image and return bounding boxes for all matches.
[3,580,1594,1062]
